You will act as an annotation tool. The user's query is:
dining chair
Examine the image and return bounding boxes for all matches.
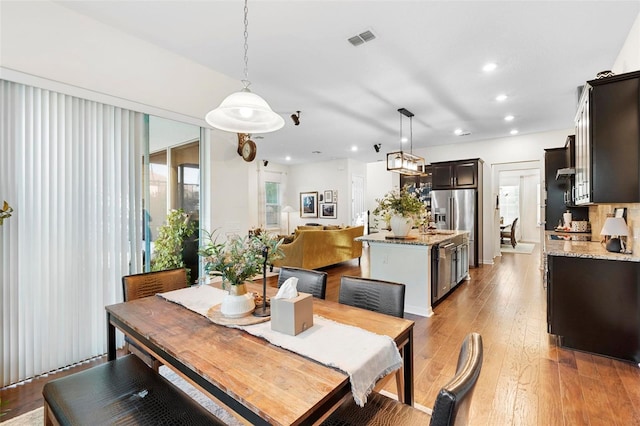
[500,217,518,248]
[338,275,406,399]
[121,268,189,370]
[321,332,483,426]
[277,266,328,299]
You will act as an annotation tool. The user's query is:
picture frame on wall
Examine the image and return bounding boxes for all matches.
[614,207,627,220]
[323,190,333,203]
[320,203,337,219]
[300,191,318,218]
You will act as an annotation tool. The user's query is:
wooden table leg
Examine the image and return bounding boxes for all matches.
[107,312,116,361]
[403,330,414,405]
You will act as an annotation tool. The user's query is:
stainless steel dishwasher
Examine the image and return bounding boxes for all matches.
[433,241,456,303]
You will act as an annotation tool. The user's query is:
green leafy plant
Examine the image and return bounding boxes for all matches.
[0,201,13,225]
[151,209,196,280]
[0,397,9,417]
[198,229,283,288]
[373,185,426,219]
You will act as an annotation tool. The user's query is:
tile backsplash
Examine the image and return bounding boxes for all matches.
[589,203,640,253]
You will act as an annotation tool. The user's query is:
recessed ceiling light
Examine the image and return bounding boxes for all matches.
[483,62,497,72]
[401,137,408,143]
[351,146,358,152]
[496,94,508,102]
[504,115,515,121]
[454,129,463,135]
[510,129,519,135]
[285,156,291,161]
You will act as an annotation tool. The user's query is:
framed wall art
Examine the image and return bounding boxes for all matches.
[300,191,318,218]
[323,190,333,203]
[320,203,337,219]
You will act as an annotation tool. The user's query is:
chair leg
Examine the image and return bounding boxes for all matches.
[395,369,404,402]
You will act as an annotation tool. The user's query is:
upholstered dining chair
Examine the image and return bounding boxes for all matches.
[500,217,518,248]
[277,266,328,299]
[121,268,188,370]
[338,276,406,399]
[321,332,484,426]
[338,275,405,318]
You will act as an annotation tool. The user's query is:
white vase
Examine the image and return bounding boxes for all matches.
[390,215,413,237]
[220,283,255,318]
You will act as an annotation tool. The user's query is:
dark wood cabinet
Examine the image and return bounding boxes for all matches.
[547,255,640,363]
[431,159,480,189]
[544,141,588,230]
[575,70,640,204]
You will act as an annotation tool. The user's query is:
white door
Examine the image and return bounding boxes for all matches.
[351,174,365,227]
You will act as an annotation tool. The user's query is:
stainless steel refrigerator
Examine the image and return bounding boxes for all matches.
[431,189,481,267]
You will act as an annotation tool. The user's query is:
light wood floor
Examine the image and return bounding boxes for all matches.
[2,244,640,425]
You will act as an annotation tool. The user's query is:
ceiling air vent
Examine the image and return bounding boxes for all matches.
[348,29,376,47]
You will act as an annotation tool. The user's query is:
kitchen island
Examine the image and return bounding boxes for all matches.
[544,237,640,363]
[356,230,470,317]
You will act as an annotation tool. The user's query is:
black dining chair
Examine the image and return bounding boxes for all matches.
[122,268,188,370]
[338,275,405,318]
[321,332,484,426]
[277,266,328,299]
[338,276,406,399]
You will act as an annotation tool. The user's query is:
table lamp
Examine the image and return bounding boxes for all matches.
[600,217,629,252]
[282,205,295,234]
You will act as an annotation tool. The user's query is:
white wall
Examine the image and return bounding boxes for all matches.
[0,1,235,124]
[286,159,358,229]
[613,12,640,74]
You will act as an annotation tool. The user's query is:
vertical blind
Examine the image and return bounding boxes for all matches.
[0,80,144,387]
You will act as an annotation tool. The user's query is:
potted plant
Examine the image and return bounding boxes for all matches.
[373,186,426,237]
[151,209,197,281]
[198,230,283,318]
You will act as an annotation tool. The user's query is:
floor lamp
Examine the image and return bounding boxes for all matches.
[282,205,295,234]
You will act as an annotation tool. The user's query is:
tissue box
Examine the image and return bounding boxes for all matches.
[270,292,313,336]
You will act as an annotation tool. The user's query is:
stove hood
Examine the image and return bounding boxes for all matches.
[556,167,575,180]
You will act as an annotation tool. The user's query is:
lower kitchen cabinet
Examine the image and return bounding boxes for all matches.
[547,255,640,363]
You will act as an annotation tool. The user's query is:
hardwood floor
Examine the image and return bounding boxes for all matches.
[3,244,640,425]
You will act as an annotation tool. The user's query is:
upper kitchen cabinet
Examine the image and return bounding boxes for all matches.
[574,70,640,204]
[431,159,482,189]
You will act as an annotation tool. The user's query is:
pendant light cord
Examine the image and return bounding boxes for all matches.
[242,0,250,89]
[410,115,413,154]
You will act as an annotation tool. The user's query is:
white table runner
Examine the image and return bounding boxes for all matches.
[158,285,403,406]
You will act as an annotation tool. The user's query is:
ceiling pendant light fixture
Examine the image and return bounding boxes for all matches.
[386,108,425,176]
[205,0,284,133]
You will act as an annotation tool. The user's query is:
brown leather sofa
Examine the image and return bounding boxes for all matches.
[273,226,364,270]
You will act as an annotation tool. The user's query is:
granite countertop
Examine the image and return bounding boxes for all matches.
[544,238,640,262]
[356,229,469,246]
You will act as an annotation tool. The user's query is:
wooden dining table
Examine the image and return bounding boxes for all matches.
[106,282,415,425]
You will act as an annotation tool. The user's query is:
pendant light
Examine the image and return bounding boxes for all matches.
[386,108,425,175]
[205,0,284,133]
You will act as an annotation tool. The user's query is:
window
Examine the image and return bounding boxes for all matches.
[178,163,200,215]
[499,185,519,225]
[265,181,281,227]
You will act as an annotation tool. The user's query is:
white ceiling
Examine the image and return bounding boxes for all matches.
[55,1,639,165]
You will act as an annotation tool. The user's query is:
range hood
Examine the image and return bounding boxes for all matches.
[556,167,575,180]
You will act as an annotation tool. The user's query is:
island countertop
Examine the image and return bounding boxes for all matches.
[356,229,469,246]
[544,238,640,262]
